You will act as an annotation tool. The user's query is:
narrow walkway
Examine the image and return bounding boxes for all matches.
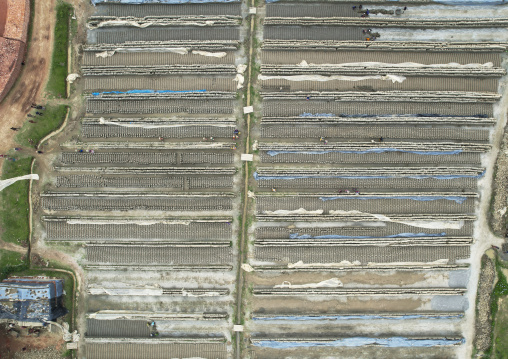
[235,1,256,358]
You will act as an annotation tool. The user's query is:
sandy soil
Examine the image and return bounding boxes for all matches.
[247,271,432,287]
[252,346,456,359]
[252,297,423,314]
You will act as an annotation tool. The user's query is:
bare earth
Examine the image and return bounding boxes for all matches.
[0,0,56,172]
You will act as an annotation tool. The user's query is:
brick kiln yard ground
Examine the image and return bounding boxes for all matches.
[11,0,508,358]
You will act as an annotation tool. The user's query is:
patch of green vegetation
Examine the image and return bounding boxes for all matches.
[480,257,508,358]
[245,215,253,231]
[0,249,29,281]
[46,1,73,98]
[491,260,508,317]
[0,249,22,267]
[16,105,68,147]
[490,259,508,358]
[0,157,33,245]
[251,61,260,78]
[493,294,508,359]
[488,163,502,236]
[26,0,36,50]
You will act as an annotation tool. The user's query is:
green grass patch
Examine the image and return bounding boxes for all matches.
[26,0,36,51]
[16,105,68,147]
[0,249,29,281]
[490,259,508,358]
[493,293,508,359]
[46,1,73,98]
[0,157,33,245]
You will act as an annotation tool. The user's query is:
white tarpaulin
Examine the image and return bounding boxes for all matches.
[66,74,80,83]
[274,278,343,288]
[0,174,39,192]
[192,50,227,58]
[258,74,406,83]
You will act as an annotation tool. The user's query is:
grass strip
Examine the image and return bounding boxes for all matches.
[16,104,68,148]
[26,0,35,51]
[0,249,29,281]
[489,258,508,358]
[46,1,72,98]
[0,157,33,245]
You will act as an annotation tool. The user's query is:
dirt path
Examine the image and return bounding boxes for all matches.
[0,238,27,254]
[0,0,56,174]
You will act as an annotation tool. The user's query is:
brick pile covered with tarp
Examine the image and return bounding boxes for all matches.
[0,277,67,324]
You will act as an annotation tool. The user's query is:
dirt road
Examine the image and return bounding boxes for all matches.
[0,0,56,174]
[0,238,26,254]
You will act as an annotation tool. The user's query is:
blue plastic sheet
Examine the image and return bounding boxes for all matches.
[253,171,484,181]
[318,195,468,204]
[253,337,465,348]
[253,314,463,321]
[288,232,447,239]
[91,89,206,96]
[266,149,463,156]
[299,113,335,117]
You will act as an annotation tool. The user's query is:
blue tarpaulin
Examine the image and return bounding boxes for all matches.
[299,113,335,117]
[253,337,465,348]
[288,232,446,239]
[318,195,468,204]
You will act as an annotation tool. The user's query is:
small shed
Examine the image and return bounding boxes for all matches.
[0,276,67,324]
